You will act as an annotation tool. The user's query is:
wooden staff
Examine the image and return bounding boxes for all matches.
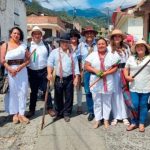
[122,58,150,90]
[132,59,150,78]
[41,81,50,130]
[90,60,120,88]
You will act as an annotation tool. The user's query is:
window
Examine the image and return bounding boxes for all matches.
[14,7,20,26]
[43,28,52,39]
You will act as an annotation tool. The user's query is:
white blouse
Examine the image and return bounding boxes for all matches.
[125,55,150,93]
[85,51,117,94]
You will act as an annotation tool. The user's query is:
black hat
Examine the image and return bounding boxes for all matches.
[0,41,5,45]
[59,33,70,42]
[70,29,80,39]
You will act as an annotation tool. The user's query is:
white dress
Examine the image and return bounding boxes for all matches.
[107,45,130,120]
[4,44,28,115]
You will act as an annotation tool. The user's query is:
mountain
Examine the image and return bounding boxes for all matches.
[67,8,106,18]
[26,1,108,30]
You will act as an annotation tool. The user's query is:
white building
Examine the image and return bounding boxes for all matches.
[0,0,28,42]
[112,0,150,42]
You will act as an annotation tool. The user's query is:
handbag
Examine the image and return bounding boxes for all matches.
[0,74,9,94]
[0,43,9,94]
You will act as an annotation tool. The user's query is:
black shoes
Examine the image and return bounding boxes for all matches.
[64,116,70,122]
[26,111,35,118]
[88,113,94,121]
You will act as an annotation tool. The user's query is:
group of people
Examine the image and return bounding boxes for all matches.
[0,25,150,132]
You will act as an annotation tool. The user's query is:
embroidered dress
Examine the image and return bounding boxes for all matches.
[107,45,130,120]
[85,51,115,121]
[4,44,28,115]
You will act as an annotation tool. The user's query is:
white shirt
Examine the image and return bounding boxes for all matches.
[125,55,150,93]
[85,51,117,94]
[28,41,51,70]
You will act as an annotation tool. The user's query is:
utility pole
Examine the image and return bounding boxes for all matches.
[73,7,77,29]
[64,0,76,29]
[106,7,110,29]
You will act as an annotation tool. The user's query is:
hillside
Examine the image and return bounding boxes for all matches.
[67,8,105,18]
[26,1,107,30]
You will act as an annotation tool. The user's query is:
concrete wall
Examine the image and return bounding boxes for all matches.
[0,0,27,42]
[120,19,128,33]
[127,17,143,40]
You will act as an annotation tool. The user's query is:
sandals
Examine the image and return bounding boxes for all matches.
[139,124,145,132]
[18,115,30,124]
[111,119,118,125]
[93,121,100,129]
[126,124,137,131]
[104,120,109,129]
[13,114,19,124]
[123,119,130,126]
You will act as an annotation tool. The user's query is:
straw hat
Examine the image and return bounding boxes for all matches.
[30,26,45,36]
[132,39,150,53]
[81,26,98,36]
[109,29,126,39]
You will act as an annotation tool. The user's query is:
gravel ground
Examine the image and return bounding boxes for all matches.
[0,93,150,150]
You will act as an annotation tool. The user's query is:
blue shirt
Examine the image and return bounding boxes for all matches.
[47,47,80,77]
[77,40,97,68]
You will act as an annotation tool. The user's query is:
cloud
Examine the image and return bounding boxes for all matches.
[36,0,90,10]
[101,0,142,10]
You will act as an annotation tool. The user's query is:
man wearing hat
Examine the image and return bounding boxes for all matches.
[26,26,55,118]
[78,26,98,121]
[47,32,80,122]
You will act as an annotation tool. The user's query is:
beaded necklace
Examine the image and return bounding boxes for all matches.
[135,55,146,65]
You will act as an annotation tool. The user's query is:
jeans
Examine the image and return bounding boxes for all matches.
[131,92,150,125]
[83,71,94,114]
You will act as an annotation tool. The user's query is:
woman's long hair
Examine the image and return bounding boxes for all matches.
[110,36,128,53]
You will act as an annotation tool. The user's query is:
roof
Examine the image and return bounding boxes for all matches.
[27,16,65,29]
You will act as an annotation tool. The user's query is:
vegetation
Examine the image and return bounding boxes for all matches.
[26,1,107,31]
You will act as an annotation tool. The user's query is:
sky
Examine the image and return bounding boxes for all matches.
[36,0,142,10]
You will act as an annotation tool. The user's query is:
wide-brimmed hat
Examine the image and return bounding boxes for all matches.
[30,26,45,36]
[132,39,150,53]
[81,26,98,36]
[70,29,80,39]
[109,29,126,39]
[59,33,70,42]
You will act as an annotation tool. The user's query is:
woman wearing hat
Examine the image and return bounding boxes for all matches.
[70,29,83,114]
[124,40,150,132]
[108,29,130,126]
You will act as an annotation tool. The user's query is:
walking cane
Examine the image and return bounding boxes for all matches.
[41,81,50,130]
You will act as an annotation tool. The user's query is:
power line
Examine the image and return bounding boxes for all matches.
[63,0,77,29]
